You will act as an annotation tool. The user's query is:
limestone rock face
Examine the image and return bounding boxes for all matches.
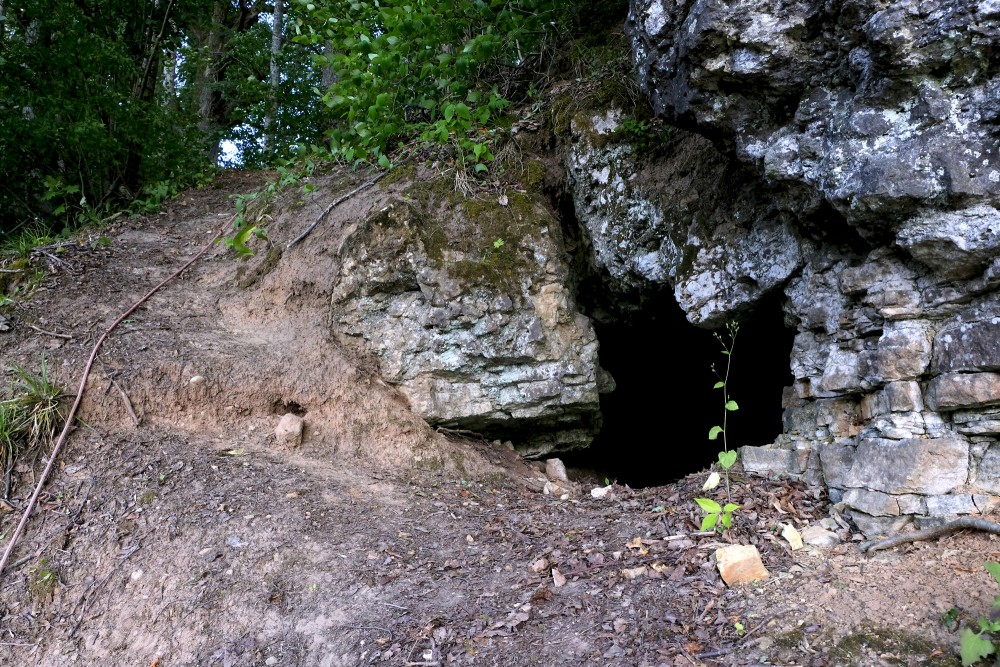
[627,0,1000,231]
[330,187,606,456]
[623,0,1000,533]
[562,103,802,326]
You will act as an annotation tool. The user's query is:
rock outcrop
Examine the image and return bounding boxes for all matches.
[627,0,1000,232]
[621,0,1000,532]
[559,92,802,326]
[329,173,608,456]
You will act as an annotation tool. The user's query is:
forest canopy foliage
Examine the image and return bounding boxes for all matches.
[0,0,624,238]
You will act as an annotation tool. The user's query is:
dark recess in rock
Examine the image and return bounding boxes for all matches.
[562,289,794,487]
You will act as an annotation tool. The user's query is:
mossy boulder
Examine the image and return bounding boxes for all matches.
[330,171,608,456]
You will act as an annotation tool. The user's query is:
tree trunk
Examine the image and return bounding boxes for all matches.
[162,49,177,108]
[262,0,283,157]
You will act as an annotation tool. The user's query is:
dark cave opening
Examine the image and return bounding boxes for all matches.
[562,291,795,488]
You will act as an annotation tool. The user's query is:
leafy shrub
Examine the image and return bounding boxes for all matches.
[291,0,569,167]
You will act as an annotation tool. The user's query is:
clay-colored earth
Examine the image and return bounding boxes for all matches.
[0,172,995,666]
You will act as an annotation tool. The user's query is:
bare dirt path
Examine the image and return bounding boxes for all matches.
[0,173,995,666]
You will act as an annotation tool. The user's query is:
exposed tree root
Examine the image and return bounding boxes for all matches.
[860,516,1000,554]
[0,212,237,579]
[286,169,389,248]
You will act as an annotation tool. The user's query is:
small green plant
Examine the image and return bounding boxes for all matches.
[28,558,58,600]
[695,321,741,532]
[695,497,740,532]
[1,223,54,259]
[481,237,505,261]
[613,117,672,154]
[960,562,1000,665]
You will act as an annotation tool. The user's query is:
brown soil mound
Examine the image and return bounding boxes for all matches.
[0,171,993,666]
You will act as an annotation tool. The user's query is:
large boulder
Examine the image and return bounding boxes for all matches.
[329,173,608,456]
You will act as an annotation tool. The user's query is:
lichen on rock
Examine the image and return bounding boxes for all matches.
[330,172,607,456]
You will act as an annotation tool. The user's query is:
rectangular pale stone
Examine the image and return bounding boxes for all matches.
[953,409,1000,435]
[845,436,969,495]
[925,494,978,515]
[860,391,889,420]
[885,381,924,412]
[819,442,857,488]
[818,347,863,395]
[875,320,932,381]
[816,398,861,437]
[933,318,1000,373]
[975,444,1000,494]
[740,445,805,476]
[896,494,926,514]
[927,372,1000,411]
[842,488,900,516]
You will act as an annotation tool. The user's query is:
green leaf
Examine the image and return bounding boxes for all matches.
[377,154,391,168]
[700,513,719,532]
[725,400,739,411]
[723,503,741,513]
[960,628,996,666]
[718,450,737,469]
[695,498,721,514]
[720,512,732,528]
[709,426,724,440]
[985,562,1000,587]
[713,381,725,389]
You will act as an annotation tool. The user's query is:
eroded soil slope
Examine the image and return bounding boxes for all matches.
[0,172,996,667]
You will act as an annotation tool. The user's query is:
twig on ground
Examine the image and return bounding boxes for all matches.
[738,607,798,644]
[694,648,730,659]
[24,323,73,339]
[111,379,140,426]
[0,212,237,580]
[860,516,1000,553]
[287,170,390,248]
[376,601,409,611]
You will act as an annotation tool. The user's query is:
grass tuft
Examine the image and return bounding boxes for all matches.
[0,359,65,498]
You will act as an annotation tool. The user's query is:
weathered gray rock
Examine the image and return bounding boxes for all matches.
[843,437,969,495]
[898,206,1000,280]
[842,488,900,517]
[627,0,1000,230]
[561,104,801,326]
[953,409,1000,436]
[330,188,606,456]
[975,444,1000,494]
[884,382,924,413]
[932,310,1000,373]
[275,413,304,448]
[926,372,1000,411]
[874,321,933,381]
[616,0,1000,534]
[739,445,805,477]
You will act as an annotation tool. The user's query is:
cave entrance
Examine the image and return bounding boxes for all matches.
[562,291,794,487]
